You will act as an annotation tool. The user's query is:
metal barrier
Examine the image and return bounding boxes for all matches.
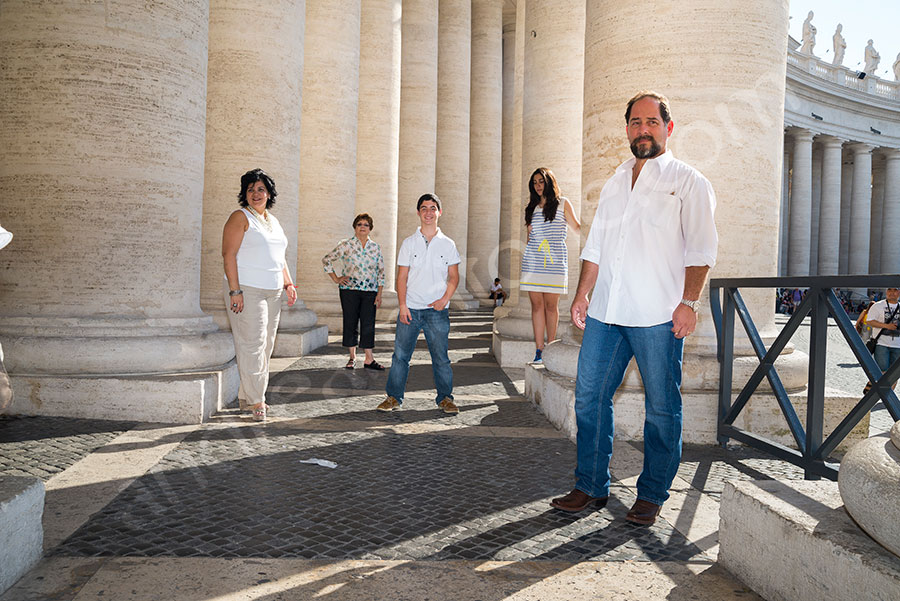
[710,275,900,480]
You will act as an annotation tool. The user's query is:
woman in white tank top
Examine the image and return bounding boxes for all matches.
[222,169,297,421]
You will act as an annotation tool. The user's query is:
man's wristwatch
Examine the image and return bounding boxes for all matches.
[680,298,701,313]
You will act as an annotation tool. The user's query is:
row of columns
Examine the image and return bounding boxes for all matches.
[782,129,900,288]
[0,0,504,421]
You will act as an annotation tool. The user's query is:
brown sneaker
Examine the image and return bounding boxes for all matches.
[625,499,661,526]
[376,396,401,412]
[550,489,608,512]
[438,397,459,414]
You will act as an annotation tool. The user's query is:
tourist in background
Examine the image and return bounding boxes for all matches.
[520,167,580,363]
[322,213,385,370]
[865,287,900,387]
[222,168,297,421]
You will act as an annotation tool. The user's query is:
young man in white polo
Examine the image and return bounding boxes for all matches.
[377,193,461,414]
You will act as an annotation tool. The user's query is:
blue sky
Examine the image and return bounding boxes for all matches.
[789,1,898,79]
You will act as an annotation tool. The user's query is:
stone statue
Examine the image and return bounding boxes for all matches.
[864,40,881,75]
[832,24,846,66]
[894,53,900,81]
[799,11,816,55]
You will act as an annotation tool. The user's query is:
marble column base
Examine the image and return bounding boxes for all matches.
[839,421,900,558]
[526,341,868,450]
[5,361,239,424]
[206,299,328,359]
[450,289,480,310]
[719,479,900,601]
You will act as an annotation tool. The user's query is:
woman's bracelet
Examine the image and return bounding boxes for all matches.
[284,283,296,290]
[228,289,243,297]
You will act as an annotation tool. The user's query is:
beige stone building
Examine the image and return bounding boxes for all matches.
[1,0,796,425]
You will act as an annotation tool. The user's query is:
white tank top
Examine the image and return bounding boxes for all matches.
[227,208,288,290]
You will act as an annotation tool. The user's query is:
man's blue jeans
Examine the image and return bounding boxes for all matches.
[574,317,684,507]
[874,343,900,381]
[385,308,453,405]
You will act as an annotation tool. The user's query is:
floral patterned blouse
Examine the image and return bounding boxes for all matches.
[322,236,385,292]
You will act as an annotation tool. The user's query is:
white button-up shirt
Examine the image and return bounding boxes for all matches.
[581,150,718,327]
[397,227,461,310]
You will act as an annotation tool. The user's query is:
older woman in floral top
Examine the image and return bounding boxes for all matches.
[323,213,386,370]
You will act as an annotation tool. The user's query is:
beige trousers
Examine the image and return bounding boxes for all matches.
[224,282,283,406]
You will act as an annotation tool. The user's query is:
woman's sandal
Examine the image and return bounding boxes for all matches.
[363,360,385,371]
[252,404,267,421]
[345,358,355,370]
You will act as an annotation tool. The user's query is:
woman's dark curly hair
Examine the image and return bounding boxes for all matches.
[524,167,561,225]
[237,168,277,209]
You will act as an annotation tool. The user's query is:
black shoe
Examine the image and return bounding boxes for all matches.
[364,360,385,371]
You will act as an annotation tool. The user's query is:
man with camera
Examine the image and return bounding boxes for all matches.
[865,286,900,387]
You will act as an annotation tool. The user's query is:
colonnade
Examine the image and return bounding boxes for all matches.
[780,129,900,294]
[0,0,504,422]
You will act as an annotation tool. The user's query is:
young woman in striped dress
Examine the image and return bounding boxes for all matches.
[521,167,580,363]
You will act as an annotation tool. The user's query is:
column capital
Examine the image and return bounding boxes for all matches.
[848,142,875,155]
[789,127,814,142]
[816,134,846,148]
[882,147,900,161]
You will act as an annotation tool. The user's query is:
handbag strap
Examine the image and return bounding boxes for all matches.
[872,302,900,344]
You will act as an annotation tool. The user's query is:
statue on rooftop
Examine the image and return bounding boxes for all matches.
[864,39,881,75]
[832,24,846,66]
[893,53,900,82]
[799,11,816,55]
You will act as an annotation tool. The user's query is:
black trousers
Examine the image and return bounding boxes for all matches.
[340,288,377,349]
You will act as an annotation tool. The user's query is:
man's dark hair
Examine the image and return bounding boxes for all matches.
[237,168,277,209]
[625,91,672,125]
[417,193,441,212]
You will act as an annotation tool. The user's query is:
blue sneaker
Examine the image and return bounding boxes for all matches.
[533,349,543,363]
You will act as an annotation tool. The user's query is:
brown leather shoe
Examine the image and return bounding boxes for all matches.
[376,396,401,412]
[438,397,459,414]
[626,499,661,525]
[550,489,608,512]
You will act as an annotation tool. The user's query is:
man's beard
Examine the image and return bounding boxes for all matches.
[630,135,662,159]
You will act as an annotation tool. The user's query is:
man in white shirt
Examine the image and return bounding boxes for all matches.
[550,91,718,526]
[865,287,900,389]
[377,193,462,414]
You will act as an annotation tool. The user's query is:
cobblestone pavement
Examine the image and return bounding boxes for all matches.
[0,415,136,481]
[6,307,894,599]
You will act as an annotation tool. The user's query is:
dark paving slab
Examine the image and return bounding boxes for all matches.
[50,428,703,562]
[0,415,137,481]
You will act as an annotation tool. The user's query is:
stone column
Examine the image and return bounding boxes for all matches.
[297,0,362,332]
[817,136,844,275]
[202,0,325,357]
[839,152,854,274]
[779,142,790,276]
[788,129,814,276]
[356,0,402,319]
[498,8,517,285]
[434,0,478,309]
[809,143,823,274]
[881,149,900,273]
[466,0,503,304]
[493,0,585,366]
[849,143,874,297]
[397,0,438,242]
[531,0,798,445]
[0,1,236,423]
[869,154,886,274]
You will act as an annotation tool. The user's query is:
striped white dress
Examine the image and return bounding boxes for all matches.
[520,199,568,294]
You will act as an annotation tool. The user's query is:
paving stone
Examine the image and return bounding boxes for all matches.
[0,415,136,481]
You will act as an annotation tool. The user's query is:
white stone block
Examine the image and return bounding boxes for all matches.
[272,325,329,358]
[6,362,239,424]
[492,332,536,368]
[0,477,44,596]
[719,479,900,601]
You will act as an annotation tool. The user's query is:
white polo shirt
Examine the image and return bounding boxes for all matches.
[581,150,718,327]
[397,227,461,309]
[867,299,900,349]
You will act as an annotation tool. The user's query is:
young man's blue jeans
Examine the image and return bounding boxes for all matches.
[385,308,453,405]
[574,316,684,507]
[874,343,900,382]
